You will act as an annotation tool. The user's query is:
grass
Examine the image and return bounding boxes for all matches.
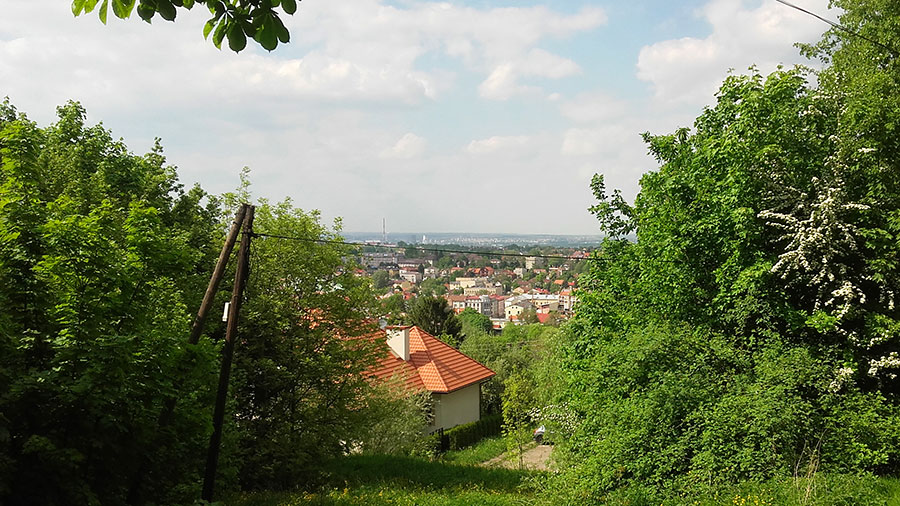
[585,475,900,506]
[228,453,543,506]
[439,436,509,466]
[227,445,900,506]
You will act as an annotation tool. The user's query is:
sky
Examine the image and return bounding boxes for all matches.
[0,0,834,235]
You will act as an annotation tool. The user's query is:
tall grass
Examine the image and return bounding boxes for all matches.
[440,436,508,466]
[229,453,542,506]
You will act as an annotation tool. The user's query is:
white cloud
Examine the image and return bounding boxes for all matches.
[478,49,581,100]
[637,0,831,108]
[560,92,629,124]
[381,133,427,159]
[465,135,532,155]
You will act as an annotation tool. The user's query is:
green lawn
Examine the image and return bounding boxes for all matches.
[228,453,543,506]
[227,448,900,506]
[439,436,508,466]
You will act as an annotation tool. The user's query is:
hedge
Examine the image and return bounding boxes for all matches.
[445,414,503,451]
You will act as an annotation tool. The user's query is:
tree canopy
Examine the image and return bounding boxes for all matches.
[71,0,297,51]
[553,2,900,499]
[0,100,380,504]
[407,296,461,342]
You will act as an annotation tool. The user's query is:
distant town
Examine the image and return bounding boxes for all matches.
[354,240,595,329]
[343,231,603,248]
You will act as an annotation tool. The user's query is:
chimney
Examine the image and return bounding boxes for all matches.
[386,326,411,361]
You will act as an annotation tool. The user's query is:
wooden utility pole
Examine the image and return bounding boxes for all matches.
[127,205,251,505]
[189,204,249,345]
[202,205,255,502]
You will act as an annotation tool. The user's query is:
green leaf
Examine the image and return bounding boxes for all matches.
[212,19,227,49]
[227,24,247,52]
[156,0,176,20]
[203,18,215,39]
[72,0,87,16]
[182,0,194,7]
[99,0,109,24]
[281,0,296,15]
[273,14,289,43]
[112,0,135,19]
[254,18,278,51]
[137,2,155,22]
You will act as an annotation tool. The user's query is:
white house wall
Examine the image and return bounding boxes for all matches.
[430,383,481,431]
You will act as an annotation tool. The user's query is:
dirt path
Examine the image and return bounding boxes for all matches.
[481,443,553,471]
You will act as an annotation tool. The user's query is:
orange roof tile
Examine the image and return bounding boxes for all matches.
[367,326,495,394]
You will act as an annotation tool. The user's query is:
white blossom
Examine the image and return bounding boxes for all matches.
[759,177,868,314]
[828,366,855,392]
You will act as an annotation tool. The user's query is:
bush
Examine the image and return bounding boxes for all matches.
[445,414,502,451]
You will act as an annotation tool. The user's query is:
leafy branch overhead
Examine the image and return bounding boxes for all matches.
[71,0,296,52]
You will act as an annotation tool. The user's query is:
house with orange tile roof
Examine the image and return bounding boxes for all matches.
[368,325,495,432]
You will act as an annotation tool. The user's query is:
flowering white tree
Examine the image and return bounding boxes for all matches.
[760,174,899,384]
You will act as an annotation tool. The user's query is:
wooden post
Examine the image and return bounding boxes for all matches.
[189,204,248,345]
[202,205,254,502]
[127,205,250,505]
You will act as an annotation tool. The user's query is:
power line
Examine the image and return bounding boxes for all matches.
[251,232,600,262]
[774,0,899,56]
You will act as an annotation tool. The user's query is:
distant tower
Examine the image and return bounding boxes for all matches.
[423,234,426,244]
[382,218,386,244]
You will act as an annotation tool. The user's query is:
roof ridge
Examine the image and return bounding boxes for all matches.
[410,326,451,392]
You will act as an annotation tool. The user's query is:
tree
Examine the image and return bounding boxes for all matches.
[0,101,385,503]
[501,373,536,470]
[352,376,433,456]
[458,308,491,338]
[372,270,390,290]
[0,100,221,505]
[71,0,297,52]
[556,65,900,499]
[418,277,446,297]
[407,296,461,340]
[222,193,380,491]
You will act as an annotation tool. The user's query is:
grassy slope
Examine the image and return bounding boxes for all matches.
[439,436,508,466]
[229,453,542,506]
[228,438,900,506]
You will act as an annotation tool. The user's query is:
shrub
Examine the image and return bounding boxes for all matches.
[445,414,503,451]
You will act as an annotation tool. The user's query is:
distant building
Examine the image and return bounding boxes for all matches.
[525,256,543,270]
[363,252,399,268]
[447,295,467,314]
[462,284,503,296]
[505,300,533,320]
[559,289,578,312]
[399,267,422,283]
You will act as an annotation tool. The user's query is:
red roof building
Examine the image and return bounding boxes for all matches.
[368,326,495,431]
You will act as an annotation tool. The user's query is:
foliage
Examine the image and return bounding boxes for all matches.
[501,373,536,470]
[71,0,297,51]
[379,292,406,325]
[407,296,461,341]
[222,192,381,492]
[351,377,433,457]
[440,436,507,466]
[417,277,447,297]
[557,26,900,497]
[371,270,390,290]
[458,307,492,338]
[0,99,221,505]
[459,324,560,416]
[229,454,541,506]
[444,414,502,452]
